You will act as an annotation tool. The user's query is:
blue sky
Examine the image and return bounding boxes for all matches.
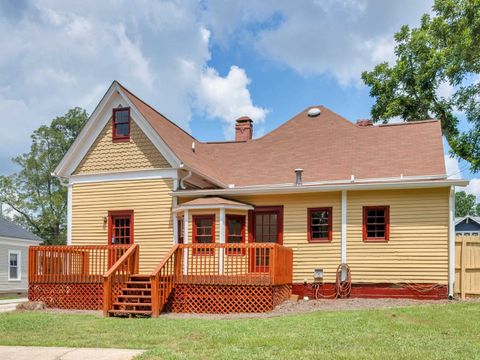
[0,0,478,197]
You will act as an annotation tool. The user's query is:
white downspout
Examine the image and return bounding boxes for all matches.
[448,186,455,299]
[172,179,179,244]
[180,170,192,190]
[341,190,347,281]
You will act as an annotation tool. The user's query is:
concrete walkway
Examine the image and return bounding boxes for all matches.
[0,298,28,313]
[0,346,144,360]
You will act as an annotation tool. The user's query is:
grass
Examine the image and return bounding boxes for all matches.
[0,302,479,359]
[0,294,22,300]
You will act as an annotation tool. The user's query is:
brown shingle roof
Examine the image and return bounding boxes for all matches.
[119,83,446,187]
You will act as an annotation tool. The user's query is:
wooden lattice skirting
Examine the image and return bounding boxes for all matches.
[28,283,123,310]
[167,284,292,313]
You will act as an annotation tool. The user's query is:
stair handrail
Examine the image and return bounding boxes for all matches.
[150,244,179,318]
[103,244,139,316]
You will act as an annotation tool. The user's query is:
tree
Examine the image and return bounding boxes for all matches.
[455,191,476,217]
[0,108,88,244]
[362,0,480,171]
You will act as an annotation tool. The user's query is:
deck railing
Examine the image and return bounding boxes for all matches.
[176,243,293,286]
[29,245,131,284]
[148,243,293,317]
[150,244,180,318]
[103,244,139,316]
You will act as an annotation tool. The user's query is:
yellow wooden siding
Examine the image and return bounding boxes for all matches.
[232,193,342,283]
[71,178,173,273]
[74,120,170,175]
[347,188,449,284]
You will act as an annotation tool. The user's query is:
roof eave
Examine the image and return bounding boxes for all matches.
[172,178,469,197]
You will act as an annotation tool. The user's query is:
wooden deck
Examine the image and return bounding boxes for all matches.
[28,243,293,315]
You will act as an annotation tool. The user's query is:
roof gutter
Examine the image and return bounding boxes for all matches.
[179,163,227,189]
[172,178,469,197]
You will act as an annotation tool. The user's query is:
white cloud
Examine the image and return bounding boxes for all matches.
[446,155,480,201]
[0,0,264,174]
[204,0,433,86]
[465,178,480,202]
[445,155,461,179]
[436,80,455,99]
[195,66,268,138]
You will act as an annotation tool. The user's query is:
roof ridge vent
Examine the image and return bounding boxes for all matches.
[307,107,321,117]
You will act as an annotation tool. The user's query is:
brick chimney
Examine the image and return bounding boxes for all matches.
[356,119,374,127]
[235,116,253,141]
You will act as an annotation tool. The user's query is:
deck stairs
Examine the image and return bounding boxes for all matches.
[108,275,154,317]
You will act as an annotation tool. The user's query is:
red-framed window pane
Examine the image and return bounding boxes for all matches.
[177,218,184,244]
[226,215,245,255]
[363,206,390,241]
[308,207,332,242]
[112,107,130,142]
[193,215,215,255]
[108,210,134,245]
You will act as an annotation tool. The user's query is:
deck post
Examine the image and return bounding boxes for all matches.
[219,208,225,275]
[103,277,112,317]
[151,275,160,318]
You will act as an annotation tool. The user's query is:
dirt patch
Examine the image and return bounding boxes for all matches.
[16,301,46,311]
[43,308,103,316]
[160,297,474,320]
[16,298,479,319]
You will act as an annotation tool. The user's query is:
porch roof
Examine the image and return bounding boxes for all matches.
[173,197,253,212]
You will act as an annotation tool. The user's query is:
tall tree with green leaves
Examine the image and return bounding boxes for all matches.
[362,0,480,171]
[0,108,88,244]
[455,191,477,217]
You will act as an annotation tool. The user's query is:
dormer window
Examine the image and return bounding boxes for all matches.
[112,107,130,142]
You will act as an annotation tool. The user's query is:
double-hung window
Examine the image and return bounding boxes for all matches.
[308,207,332,242]
[226,215,246,255]
[193,215,215,255]
[363,206,390,241]
[8,250,21,281]
[112,107,131,142]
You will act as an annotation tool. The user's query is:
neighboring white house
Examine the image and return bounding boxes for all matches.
[455,216,480,236]
[0,217,42,294]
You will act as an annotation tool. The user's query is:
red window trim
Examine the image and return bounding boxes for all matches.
[307,207,332,242]
[112,107,131,142]
[177,217,184,244]
[362,206,390,242]
[192,214,216,255]
[248,206,284,245]
[225,214,246,256]
[107,210,134,245]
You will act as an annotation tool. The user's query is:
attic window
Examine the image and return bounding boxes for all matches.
[112,107,130,142]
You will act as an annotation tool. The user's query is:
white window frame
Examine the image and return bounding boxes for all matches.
[7,250,21,281]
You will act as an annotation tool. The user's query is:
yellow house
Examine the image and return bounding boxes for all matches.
[29,81,468,317]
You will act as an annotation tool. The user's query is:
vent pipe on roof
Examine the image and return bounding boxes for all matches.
[308,108,321,117]
[295,169,303,186]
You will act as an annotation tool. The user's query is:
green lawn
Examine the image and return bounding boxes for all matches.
[0,302,479,359]
[0,294,22,300]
